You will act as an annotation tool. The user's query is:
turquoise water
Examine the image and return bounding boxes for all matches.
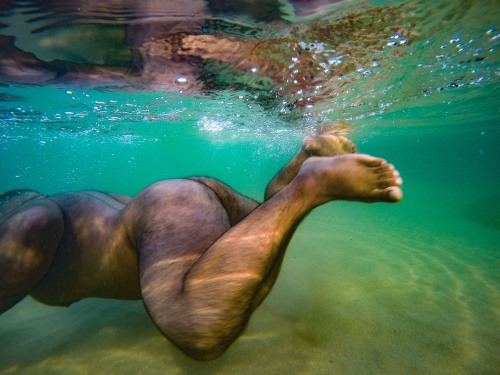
[1,0,499,374]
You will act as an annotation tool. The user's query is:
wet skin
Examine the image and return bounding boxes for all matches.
[0,134,402,360]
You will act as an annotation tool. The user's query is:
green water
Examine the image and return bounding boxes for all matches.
[1,0,500,374]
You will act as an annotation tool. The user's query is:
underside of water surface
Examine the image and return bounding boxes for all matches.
[0,0,499,374]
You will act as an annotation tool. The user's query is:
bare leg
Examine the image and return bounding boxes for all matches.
[265,132,356,199]
[131,153,402,360]
[0,197,64,313]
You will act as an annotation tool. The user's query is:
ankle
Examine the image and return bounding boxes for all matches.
[291,158,327,207]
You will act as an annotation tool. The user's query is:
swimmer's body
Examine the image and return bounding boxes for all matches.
[0,134,402,360]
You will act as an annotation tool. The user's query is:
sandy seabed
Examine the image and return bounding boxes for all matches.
[1,197,499,375]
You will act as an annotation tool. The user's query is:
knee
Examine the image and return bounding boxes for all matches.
[173,333,234,361]
[157,320,242,361]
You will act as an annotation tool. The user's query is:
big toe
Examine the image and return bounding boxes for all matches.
[378,187,403,203]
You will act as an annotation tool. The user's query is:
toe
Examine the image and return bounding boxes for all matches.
[358,155,385,167]
[375,163,395,174]
[375,187,403,203]
[378,170,400,180]
[377,176,403,188]
[377,179,392,189]
[387,187,403,202]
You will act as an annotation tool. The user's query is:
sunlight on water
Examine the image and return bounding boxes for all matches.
[0,0,499,374]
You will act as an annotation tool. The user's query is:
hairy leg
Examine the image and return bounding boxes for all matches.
[265,132,356,199]
[129,154,402,360]
[0,197,63,314]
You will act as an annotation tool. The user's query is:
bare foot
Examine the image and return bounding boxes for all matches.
[301,132,357,157]
[297,154,403,205]
[264,132,357,200]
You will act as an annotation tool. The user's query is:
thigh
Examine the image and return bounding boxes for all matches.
[188,177,259,225]
[122,179,235,337]
[127,179,233,280]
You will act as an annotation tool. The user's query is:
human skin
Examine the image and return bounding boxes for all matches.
[0,134,402,360]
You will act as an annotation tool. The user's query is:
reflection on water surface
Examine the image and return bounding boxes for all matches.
[1,0,497,125]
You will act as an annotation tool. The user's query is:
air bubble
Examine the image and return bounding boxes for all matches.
[328,57,342,65]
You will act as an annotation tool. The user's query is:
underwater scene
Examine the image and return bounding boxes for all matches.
[0,0,499,373]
